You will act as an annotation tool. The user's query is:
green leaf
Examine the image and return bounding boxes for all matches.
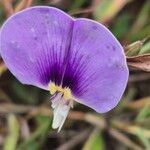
[11,81,43,105]
[4,114,20,150]
[111,13,131,39]
[136,105,150,122]
[17,115,51,150]
[126,37,150,57]
[24,141,40,150]
[69,0,85,11]
[93,0,131,23]
[136,128,150,150]
[82,128,105,150]
[139,37,150,54]
[130,0,150,36]
[125,41,143,57]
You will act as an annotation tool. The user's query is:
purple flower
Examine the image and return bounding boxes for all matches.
[0,6,129,131]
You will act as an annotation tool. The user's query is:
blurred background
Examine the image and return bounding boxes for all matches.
[0,0,150,150]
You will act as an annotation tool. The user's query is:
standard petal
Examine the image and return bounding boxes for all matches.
[0,6,74,89]
[63,18,129,113]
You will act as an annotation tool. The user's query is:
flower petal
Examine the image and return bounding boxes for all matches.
[0,7,128,113]
[63,19,129,113]
[0,6,73,89]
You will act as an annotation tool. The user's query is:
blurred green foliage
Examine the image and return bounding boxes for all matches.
[82,129,105,150]
[4,114,20,150]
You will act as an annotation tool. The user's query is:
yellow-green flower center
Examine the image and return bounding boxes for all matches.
[49,82,72,100]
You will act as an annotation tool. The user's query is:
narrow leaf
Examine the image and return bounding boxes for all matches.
[4,114,20,150]
[82,128,105,150]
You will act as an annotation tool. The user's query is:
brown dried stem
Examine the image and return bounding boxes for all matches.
[14,0,33,13]
[109,128,144,150]
[3,0,14,17]
[0,103,149,138]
